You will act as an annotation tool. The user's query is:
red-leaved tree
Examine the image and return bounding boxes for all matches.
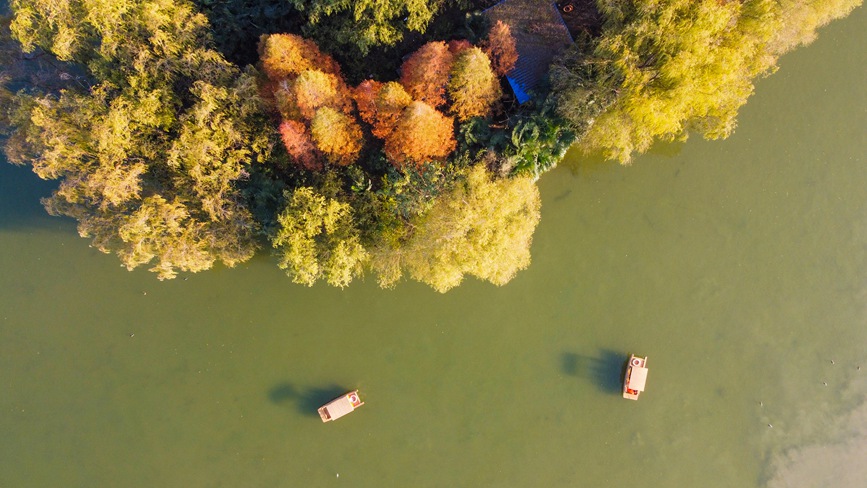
[279,120,322,171]
[448,39,473,55]
[481,20,518,76]
[354,80,413,139]
[353,80,382,124]
[260,34,363,170]
[399,41,454,108]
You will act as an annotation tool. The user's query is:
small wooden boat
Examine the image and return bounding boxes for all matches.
[318,390,364,422]
[623,355,648,400]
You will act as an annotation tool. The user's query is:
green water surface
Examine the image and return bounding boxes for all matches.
[1,9,866,488]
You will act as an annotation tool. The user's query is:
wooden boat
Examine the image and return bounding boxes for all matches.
[318,390,364,422]
[623,355,648,400]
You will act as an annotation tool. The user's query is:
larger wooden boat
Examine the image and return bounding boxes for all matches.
[623,355,648,400]
[318,390,364,422]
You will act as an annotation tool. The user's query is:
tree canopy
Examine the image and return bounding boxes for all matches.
[371,164,541,292]
[6,0,273,279]
[273,186,367,287]
[447,46,502,122]
[550,0,862,163]
[2,0,860,290]
[287,0,445,54]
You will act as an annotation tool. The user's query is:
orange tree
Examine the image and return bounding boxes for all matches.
[399,41,454,108]
[384,101,456,167]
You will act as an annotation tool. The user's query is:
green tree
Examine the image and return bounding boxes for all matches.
[6,0,272,279]
[273,186,368,287]
[371,164,541,292]
[504,109,575,180]
[551,0,861,164]
[288,0,445,54]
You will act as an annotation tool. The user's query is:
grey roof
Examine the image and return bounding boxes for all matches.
[322,396,355,420]
[629,367,648,392]
[484,0,574,102]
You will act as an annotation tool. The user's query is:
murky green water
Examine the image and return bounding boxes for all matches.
[2,9,866,488]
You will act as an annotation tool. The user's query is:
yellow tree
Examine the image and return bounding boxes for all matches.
[768,0,862,55]
[291,69,350,120]
[370,164,541,292]
[310,107,364,166]
[258,33,342,81]
[550,0,861,163]
[7,0,268,279]
[447,47,501,121]
[273,187,368,287]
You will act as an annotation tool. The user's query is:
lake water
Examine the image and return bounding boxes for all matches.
[1,9,865,488]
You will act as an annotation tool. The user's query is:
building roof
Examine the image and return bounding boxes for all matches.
[484,0,574,103]
[629,367,648,392]
[320,396,355,420]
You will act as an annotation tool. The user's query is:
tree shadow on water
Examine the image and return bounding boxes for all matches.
[268,382,350,417]
[0,162,61,230]
[561,349,626,395]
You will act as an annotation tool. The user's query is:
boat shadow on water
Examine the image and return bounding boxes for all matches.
[268,382,351,417]
[560,349,626,395]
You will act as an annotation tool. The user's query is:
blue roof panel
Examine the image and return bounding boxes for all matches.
[507,76,531,104]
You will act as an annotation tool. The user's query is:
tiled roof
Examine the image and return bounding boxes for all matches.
[484,0,574,103]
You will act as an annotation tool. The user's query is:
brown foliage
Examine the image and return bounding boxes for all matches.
[447,39,473,54]
[353,79,383,124]
[384,101,456,167]
[310,107,363,166]
[354,80,413,139]
[279,120,322,171]
[273,80,301,120]
[399,41,454,108]
[258,33,341,82]
[482,21,518,76]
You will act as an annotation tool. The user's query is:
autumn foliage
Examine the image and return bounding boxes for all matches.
[260,32,508,171]
[310,107,364,166]
[384,101,456,167]
[482,21,518,76]
[259,34,361,168]
[293,69,351,119]
[278,120,322,171]
[259,33,341,81]
[447,39,473,54]
[448,47,502,121]
[399,41,454,108]
[353,80,413,139]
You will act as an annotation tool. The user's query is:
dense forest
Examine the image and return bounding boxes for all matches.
[0,0,861,291]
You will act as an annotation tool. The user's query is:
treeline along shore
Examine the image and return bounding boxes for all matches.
[0,0,861,291]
